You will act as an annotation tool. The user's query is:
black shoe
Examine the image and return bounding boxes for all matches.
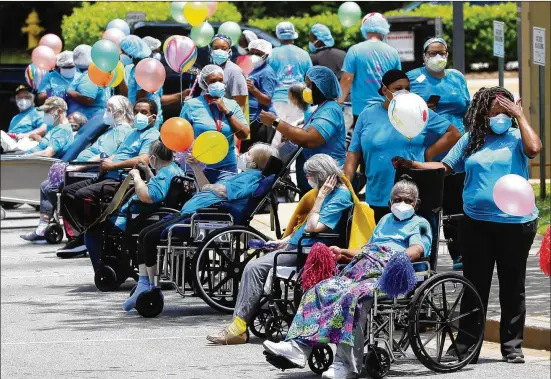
[502,353,525,363]
[20,231,46,242]
[56,237,87,258]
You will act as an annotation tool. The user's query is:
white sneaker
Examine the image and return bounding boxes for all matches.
[322,362,359,379]
[263,340,307,368]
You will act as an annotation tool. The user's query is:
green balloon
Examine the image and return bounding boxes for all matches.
[218,21,241,47]
[190,22,215,48]
[338,2,362,27]
[170,2,188,24]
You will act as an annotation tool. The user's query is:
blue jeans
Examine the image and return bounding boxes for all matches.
[40,179,60,217]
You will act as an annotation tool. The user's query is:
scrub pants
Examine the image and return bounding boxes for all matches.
[455,216,538,358]
[442,173,466,261]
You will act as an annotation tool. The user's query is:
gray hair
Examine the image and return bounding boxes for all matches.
[304,154,342,187]
[68,112,88,127]
[248,142,279,170]
[149,140,173,161]
[390,175,420,203]
[288,82,308,111]
[107,95,134,126]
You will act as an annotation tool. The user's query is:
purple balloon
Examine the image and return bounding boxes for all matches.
[164,36,197,73]
[493,174,535,216]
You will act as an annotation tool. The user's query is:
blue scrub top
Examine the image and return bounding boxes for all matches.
[68,70,109,119]
[342,40,401,115]
[181,169,263,215]
[248,62,277,122]
[369,214,432,257]
[38,70,80,101]
[76,123,133,162]
[180,95,245,174]
[289,186,353,246]
[112,162,184,231]
[268,45,313,103]
[442,129,538,224]
[26,123,74,158]
[349,103,451,207]
[128,66,163,129]
[8,107,44,134]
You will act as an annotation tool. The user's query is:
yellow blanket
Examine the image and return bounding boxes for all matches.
[283,176,376,249]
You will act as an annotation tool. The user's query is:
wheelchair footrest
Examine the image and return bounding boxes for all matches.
[263,351,302,371]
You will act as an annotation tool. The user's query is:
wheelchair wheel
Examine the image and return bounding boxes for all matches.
[365,346,391,379]
[94,265,119,292]
[250,308,270,339]
[136,288,164,318]
[265,316,291,343]
[408,272,485,373]
[308,346,333,375]
[192,226,267,314]
[44,224,64,244]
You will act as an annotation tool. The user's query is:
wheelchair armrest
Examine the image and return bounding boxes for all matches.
[297,233,340,248]
[157,207,180,213]
[272,250,301,280]
[196,207,221,213]
[68,161,100,166]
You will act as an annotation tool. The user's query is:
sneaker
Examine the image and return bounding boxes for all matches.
[206,327,249,345]
[56,236,87,258]
[502,353,525,363]
[322,362,359,379]
[263,340,307,368]
[452,257,463,271]
[20,231,46,242]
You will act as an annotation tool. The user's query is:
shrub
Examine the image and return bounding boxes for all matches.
[61,2,242,49]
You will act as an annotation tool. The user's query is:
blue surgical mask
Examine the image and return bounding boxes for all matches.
[308,41,319,53]
[211,49,230,65]
[134,112,152,130]
[103,111,114,126]
[43,113,56,126]
[489,114,512,135]
[120,54,133,66]
[208,82,226,98]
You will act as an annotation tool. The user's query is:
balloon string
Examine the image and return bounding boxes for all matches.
[180,73,183,105]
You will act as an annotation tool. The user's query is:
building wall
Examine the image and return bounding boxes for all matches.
[521,2,551,179]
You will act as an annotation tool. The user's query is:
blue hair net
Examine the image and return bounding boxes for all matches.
[120,35,152,59]
[360,13,390,39]
[210,34,233,48]
[306,66,342,99]
[276,21,298,40]
[311,24,335,48]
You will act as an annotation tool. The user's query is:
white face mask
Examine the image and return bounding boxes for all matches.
[425,55,447,72]
[60,67,77,78]
[250,55,266,70]
[307,178,317,189]
[384,86,409,102]
[103,111,114,126]
[391,202,415,221]
[237,153,257,171]
[16,98,32,112]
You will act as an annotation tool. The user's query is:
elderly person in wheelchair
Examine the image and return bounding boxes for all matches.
[206,154,354,345]
[262,175,432,379]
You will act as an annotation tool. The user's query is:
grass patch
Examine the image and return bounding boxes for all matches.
[532,183,550,235]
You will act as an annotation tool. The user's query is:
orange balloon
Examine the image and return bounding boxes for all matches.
[87,62,114,87]
[161,117,194,152]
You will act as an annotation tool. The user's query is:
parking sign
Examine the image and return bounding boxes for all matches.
[493,21,505,58]
[533,27,546,66]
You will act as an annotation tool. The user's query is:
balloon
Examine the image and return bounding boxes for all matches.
[88,62,115,87]
[106,18,130,36]
[165,36,197,73]
[163,35,182,53]
[102,28,125,49]
[207,2,218,17]
[135,58,166,93]
[170,2,188,24]
[493,174,535,217]
[218,21,241,47]
[190,22,215,48]
[25,64,47,90]
[183,2,208,27]
[388,92,429,139]
[39,34,63,55]
[31,45,56,71]
[107,62,125,88]
[338,2,362,27]
[192,131,229,164]
[236,55,253,76]
[161,117,194,152]
[91,40,120,73]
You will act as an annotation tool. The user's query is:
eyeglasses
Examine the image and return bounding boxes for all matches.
[425,51,448,58]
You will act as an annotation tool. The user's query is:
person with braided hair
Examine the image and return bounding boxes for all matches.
[393,86,542,364]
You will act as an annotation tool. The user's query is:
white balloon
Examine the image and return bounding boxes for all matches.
[388,92,429,139]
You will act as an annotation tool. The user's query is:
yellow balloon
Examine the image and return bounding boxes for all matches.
[183,2,208,27]
[163,35,182,53]
[192,130,229,164]
[109,61,124,88]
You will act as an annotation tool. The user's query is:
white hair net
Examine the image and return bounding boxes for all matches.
[242,30,258,44]
[73,45,92,70]
[276,21,298,40]
[107,95,135,126]
[306,66,342,99]
[142,36,162,51]
[199,64,224,91]
[56,51,74,68]
[248,39,272,56]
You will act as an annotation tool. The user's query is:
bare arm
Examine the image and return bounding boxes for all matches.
[259,111,325,148]
[161,90,191,106]
[497,96,542,158]
[406,244,424,261]
[344,151,362,182]
[130,169,153,204]
[304,176,337,233]
[18,124,47,139]
[202,183,228,199]
[338,72,354,104]
[118,80,128,97]
[28,146,56,158]
[248,80,271,107]
[329,246,361,263]
[392,156,452,175]
[101,154,150,173]
[424,124,461,162]
[67,90,95,105]
[212,98,250,140]
[188,161,210,189]
[37,92,47,105]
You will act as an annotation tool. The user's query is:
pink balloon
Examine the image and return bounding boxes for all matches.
[493,174,535,216]
[102,28,125,48]
[207,2,218,17]
[135,58,166,93]
[165,36,197,73]
[236,55,253,76]
[39,34,63,55]
[32,46,56,71]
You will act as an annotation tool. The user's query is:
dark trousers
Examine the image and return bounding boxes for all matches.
[456,215,538,357]
[442,173,466,261]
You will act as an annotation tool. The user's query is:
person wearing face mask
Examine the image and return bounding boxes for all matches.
[180,65,249,183]
[37,51,80,106]
[308,24,346,81]
[393,87,542,364]
[407,37,471,270]
[57,98,160,256]
[67,112,88,135]
[7,85,45,137]
[237,30,258,56]
[263,177,430,379]
[344,69,460,223]
[260,66,346,196]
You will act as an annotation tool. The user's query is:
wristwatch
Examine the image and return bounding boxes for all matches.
[225,110,234,118]
[272,117,280,130]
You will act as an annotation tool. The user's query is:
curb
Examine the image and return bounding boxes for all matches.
[484,318,551,351]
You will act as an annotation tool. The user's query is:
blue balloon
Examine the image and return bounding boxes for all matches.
[106,19,130,36]
[91,40,120,73]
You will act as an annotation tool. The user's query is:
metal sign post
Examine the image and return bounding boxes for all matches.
[126,12,146,28]
[533,27,546,199]
[435,17,443,38]
[494,21,505,87]
[452,2,465,73]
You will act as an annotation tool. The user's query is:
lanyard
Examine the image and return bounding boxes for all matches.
[206,96,223,132]
[304,100,328,126]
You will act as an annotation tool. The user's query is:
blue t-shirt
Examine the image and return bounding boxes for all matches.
[248,62,277,122]
[442,129,538,224]
[268,45,313,103]
[342,40,401,115]
[26,123,74,158]
[8,107,44,134]
[407,67,470,161]
[369,214,432,257]
[349,103,451,207]
[180,95,245,173]
[112,162,184,231]
[302,101,346,165]
[38,70,81,101]
[76,123,133,162]
[289,186,353,246]
[68,70,108,119]
[128,66,163,129]
[181,169,263,215]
